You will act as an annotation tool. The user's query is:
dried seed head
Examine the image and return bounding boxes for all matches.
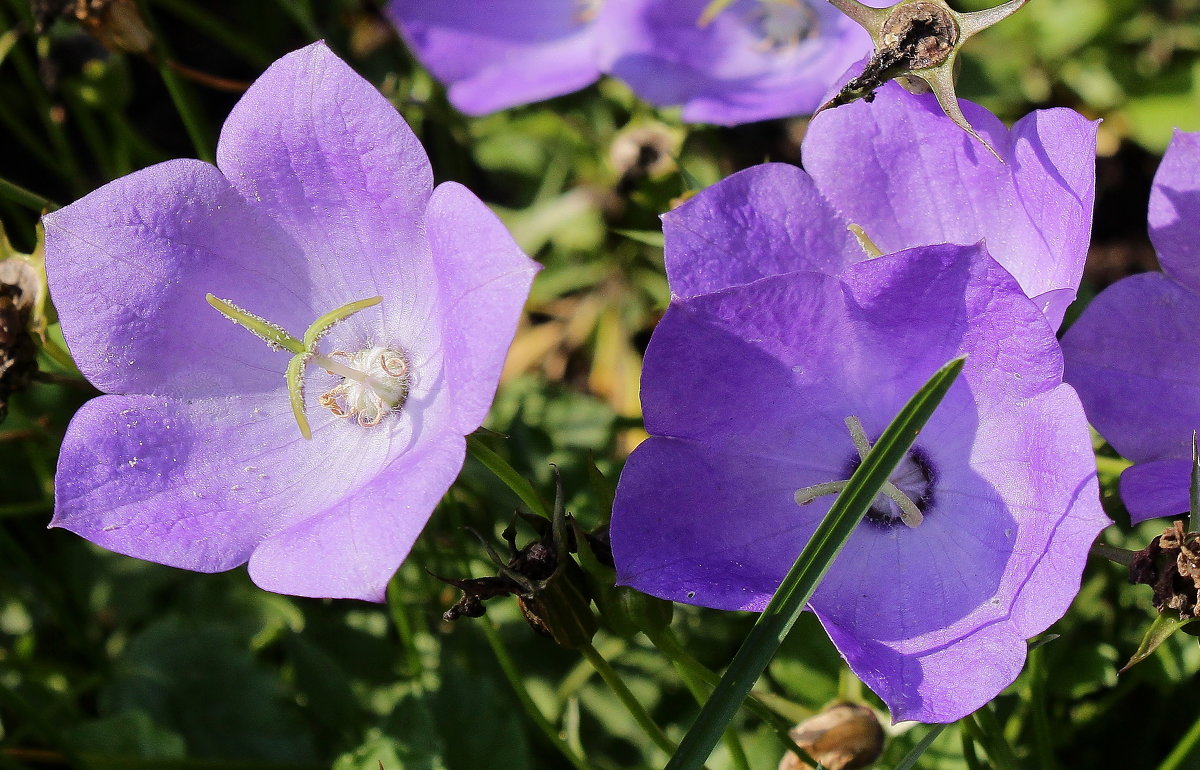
[0,259,39,424]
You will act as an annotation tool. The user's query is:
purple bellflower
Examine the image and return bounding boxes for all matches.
[387,0,871,125]
[42,42,539,602]
[1062,131,1200,523]
[610,242,1110,722]
[594,0,871,125]
[666,80,1098,330]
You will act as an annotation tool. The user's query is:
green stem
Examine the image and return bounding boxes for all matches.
[661,639,751,770]
[647,627,813,759]
[0,175,58,212]
[1158,705,1200,770]
[579,641,677,757]
[1091,542,1135,567]
[893,724,950,770]
[136,0,214,163]
[478,617,591,770]
[964,708,1021,768]
[465,434,551,518]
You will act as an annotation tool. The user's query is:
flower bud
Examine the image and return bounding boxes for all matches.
[778,703,885,770]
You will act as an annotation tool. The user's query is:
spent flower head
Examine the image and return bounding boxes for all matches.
[43,42,539,601]
[1062,130,1200,523]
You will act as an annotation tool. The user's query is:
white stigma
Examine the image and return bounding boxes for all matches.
[316,347,411,428]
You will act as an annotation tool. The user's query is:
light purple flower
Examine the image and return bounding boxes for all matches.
[611,242,1109,722]
[665,80,1098,329]
[42,42,538,602]
[1062,131,1200,523]
[594,0,870,125]
[387,0,871,124]
[386,0,604,116]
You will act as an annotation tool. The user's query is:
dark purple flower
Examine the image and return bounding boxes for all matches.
[1062,131,1200,523]
[611,242,1109,722]
[43,42,538,601]
[386,0,870,124]
[665,81,1097,329]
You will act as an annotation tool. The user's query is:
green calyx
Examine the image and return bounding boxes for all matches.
[206,293,383,440]
[819,0,1030,160]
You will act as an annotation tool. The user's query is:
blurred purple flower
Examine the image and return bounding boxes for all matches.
[595,0,870,125]
[42,42,538,601]
[1062,131,1200,523]
[665,81,1098,329]
[386,0,871,124]
[386,0,605,116]
[611,242,1109,722]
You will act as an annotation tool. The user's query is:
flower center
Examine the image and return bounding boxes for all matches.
[844,445,936,529]
[793,416,934,529]
[206,293,405,440]
[754,0,818,52]
[316,346,412,427]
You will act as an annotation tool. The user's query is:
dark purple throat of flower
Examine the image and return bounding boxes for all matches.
[793,416,934,529]
[205,293,412,440]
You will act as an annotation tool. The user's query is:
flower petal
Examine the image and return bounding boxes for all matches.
[51,384,430,575]
[803,82,1097,329]
[1149,131,1200,293]
[597,0,870,125]
[661,163,856,299]
[387,0,601,115]
[216,40,437,346]
[248,434,466,601]
[1121,459,1192,523]
[43,159,316,398]
[425,182,540,434]
[1062,271,1200,464]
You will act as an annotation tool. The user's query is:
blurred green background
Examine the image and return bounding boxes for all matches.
[2,0,1199,768]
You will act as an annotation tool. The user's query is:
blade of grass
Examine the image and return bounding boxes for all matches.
[465,434,550,518]
[1157,706,1200,770]
[664,356,966,770]
[0,175,57,212]
[894,724,950,770]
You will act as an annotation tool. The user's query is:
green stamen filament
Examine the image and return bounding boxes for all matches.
[793,416,925,528]
[207,293,385,440]
[848,224,885,258]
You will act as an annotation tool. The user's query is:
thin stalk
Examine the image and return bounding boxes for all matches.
[478,617,592,770]
[465,434,551,518]
[579,641,677,757]
[893,724,949,770]
[668,647,752,770]
[1091,542,1135,567]
[1157,705,1200,770]
[0,175,58,212]
[136,0,214,163]
[964,708,1021,768]
[646,627,813,759]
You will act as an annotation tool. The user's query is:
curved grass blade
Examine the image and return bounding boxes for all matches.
[466,434,551,519]
[664,356,966,770]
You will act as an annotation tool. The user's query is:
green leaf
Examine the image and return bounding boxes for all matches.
[466,434,550,518]
[665,356,967,770]
[1120,613,1199,674]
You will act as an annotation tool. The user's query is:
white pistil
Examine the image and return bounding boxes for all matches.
[316,347,411,428]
